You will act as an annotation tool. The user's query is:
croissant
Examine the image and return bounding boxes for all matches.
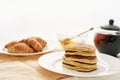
[29,37,47,48]
[5,41,19,49]
[8,43,34,53]
[25,38,43,52]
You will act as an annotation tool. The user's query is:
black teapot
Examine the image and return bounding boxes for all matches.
[94,19,120,57]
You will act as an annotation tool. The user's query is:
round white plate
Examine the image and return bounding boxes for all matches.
[0,40,55,56]
[38,51,120,77]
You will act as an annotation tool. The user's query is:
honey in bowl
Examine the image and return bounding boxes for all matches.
[57,32,87,48]
[59,38,78,47]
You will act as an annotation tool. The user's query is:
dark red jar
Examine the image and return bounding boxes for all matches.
[94,19,120,57]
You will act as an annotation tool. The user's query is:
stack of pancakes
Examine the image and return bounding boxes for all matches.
[62,43,97,72]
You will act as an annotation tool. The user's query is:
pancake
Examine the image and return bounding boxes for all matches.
[62,58,97,69]
[63,54,97,64]
[62,43,97,72]
[63,63,97,72]
[64,43,95,53]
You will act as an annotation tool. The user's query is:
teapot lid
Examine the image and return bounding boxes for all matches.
[101,19,120,31]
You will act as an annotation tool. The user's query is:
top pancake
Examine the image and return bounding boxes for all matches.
[64,43,95,52]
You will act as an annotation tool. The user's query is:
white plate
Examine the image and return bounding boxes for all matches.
[38,51,120,77]
[0,40,55,56]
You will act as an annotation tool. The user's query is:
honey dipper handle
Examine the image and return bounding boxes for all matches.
[70,27,94,39]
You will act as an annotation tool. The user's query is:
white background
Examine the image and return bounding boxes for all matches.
[0,0,120,40]
[0,1,120,80]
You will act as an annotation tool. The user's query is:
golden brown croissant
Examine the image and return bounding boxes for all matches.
[25,38,43,52]
[30,37,47,48]
[5,41,19,49]
[8,43,34,53]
